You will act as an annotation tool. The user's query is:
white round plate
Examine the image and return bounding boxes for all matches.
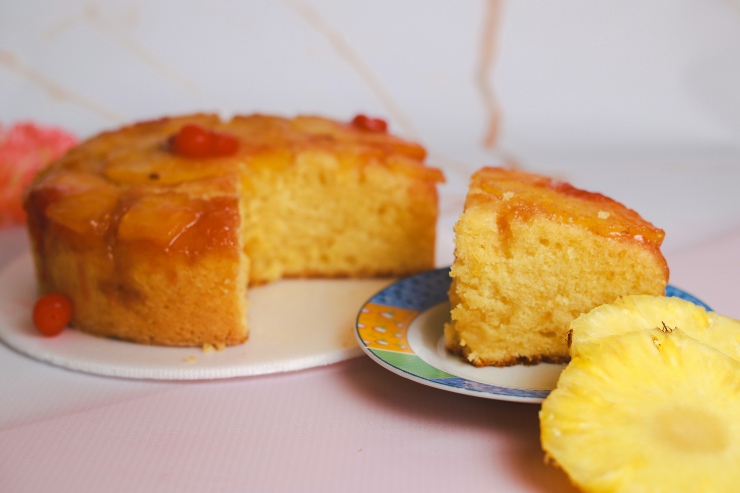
[0,253,391,380]
[355,267,712,404]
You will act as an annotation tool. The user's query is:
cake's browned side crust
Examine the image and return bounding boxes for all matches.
[24,114,445,346]
[445,166,668,367]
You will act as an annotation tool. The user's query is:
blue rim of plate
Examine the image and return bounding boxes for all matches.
[354,267,712,403]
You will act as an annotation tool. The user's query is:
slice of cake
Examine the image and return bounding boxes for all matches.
[24,113,444,347]
[444,167,668,367]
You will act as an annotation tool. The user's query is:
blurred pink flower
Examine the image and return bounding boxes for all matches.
[0,122,77,228]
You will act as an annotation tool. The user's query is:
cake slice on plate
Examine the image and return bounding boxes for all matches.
[444,166,668,367]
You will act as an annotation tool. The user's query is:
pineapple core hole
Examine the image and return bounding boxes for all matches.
[653,407,728,454]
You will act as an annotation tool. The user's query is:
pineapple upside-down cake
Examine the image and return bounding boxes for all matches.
[23,114,444,347]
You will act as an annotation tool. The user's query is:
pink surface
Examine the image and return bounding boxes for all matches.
[1,225,738,492]
[665,227,740,320]
[0,360,572,492]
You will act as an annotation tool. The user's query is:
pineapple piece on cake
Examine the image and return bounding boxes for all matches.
[540,296,740,493]
[445,167,668,367]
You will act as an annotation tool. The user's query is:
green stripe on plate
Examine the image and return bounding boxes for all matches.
[370,349,456,379]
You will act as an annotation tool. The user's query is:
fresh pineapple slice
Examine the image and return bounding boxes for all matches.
[541,327,740,493]
[569,295,740,363]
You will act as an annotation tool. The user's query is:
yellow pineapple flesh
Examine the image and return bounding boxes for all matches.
[569,295,740,362]
[540,296,740,493]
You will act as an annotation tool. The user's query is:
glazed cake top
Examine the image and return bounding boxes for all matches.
[37,114,444,188]
[466,166,666,249]
[24,114,444,257]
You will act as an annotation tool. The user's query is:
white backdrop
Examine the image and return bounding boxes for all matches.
[2,0,739,262]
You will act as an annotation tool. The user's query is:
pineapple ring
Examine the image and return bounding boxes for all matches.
[568,295,740,363]
[540,296,740,493]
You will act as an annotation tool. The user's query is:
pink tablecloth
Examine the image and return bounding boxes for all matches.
[1,225,738,493]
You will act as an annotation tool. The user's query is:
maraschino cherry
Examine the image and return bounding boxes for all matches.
[170,124,239,158]
[351,114,388,133]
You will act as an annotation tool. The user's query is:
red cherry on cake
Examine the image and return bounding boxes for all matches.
[211,132,239,157]
[351,114,388,133]
[32,293,73,337]
[170,124,239,158]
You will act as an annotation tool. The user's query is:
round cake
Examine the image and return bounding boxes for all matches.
[24,113,444,347]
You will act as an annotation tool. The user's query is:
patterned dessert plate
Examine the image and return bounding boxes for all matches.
[355,267,712,404]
